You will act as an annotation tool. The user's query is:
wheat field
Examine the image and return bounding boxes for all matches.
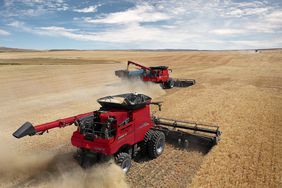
[0,50,281,187]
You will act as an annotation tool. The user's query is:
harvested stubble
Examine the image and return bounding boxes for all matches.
[0,49,281,187]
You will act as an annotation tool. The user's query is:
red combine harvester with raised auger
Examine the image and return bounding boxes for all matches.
[115,61,196,89]
[13,93,220,173]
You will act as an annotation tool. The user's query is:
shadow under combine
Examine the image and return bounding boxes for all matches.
[133,130,214,163]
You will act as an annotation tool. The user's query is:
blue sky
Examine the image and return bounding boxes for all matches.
[0,0,281,50]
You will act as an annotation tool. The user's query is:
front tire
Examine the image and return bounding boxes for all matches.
[166,78,174,88]
[115,152,132,173]
[147,131,165,159]
[161,79,174,89]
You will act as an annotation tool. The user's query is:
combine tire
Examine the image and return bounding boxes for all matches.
[147,131,165,158]
[144,130,154,144]
[75,149,98,169]
[141,130,155,154]
[166,78,174,88]
[161,79,174,89]
[115,152,132,173]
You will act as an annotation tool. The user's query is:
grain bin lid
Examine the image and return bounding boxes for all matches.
[97,93,151,110]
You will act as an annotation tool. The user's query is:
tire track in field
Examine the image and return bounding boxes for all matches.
[127,143,207,188]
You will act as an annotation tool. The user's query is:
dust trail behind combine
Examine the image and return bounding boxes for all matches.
[43,161,128,188]
[0,139,128,188]
[0,139,55,187]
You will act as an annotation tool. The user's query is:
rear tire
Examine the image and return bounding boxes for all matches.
[147,131,165,159]
[74,149,98,169]
[144,130,154,144]
[115,152,132,173]
[141,130,155,154]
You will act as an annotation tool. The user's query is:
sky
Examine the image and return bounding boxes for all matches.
[0,0,281,50]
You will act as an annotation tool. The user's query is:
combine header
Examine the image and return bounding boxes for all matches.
[13,93,220,173]
[115,61,196,89]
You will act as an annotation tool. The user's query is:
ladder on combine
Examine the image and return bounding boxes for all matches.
[153,117,221,146]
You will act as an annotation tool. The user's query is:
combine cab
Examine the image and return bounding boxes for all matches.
[115,61,196,89]
[13,93,220,173]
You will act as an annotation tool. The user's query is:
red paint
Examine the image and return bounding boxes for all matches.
[127,61,171,83]
[32,103,154,155]
[127,61,151,71]
[34,112,93,132]
[142,68,170,83]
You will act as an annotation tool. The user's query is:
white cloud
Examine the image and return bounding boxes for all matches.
[241,10,282,33]
[74,5,98,13]
[36,26,81,39]
[85,3,170,24]
[18,22,199,49]
[226,7,269,17]
[210,29,246,35]
[0,29,10,36]
[4,1,282,49]
[7,21,25,28]
[7,21,32,32]
[223,1,270,17]
[265,10,282,25]
[33,25,168,43]
[2,0,69,17]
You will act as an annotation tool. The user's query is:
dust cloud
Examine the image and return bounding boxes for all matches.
[63,78,165,103]
[103,79,165,98]
[0,139,56,187]
[14,78,166,111]
[0,138,129,188]
[45,161,129,188]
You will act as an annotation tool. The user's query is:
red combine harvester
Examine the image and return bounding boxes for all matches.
[115,61,196,89]
[13,93,220,173]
